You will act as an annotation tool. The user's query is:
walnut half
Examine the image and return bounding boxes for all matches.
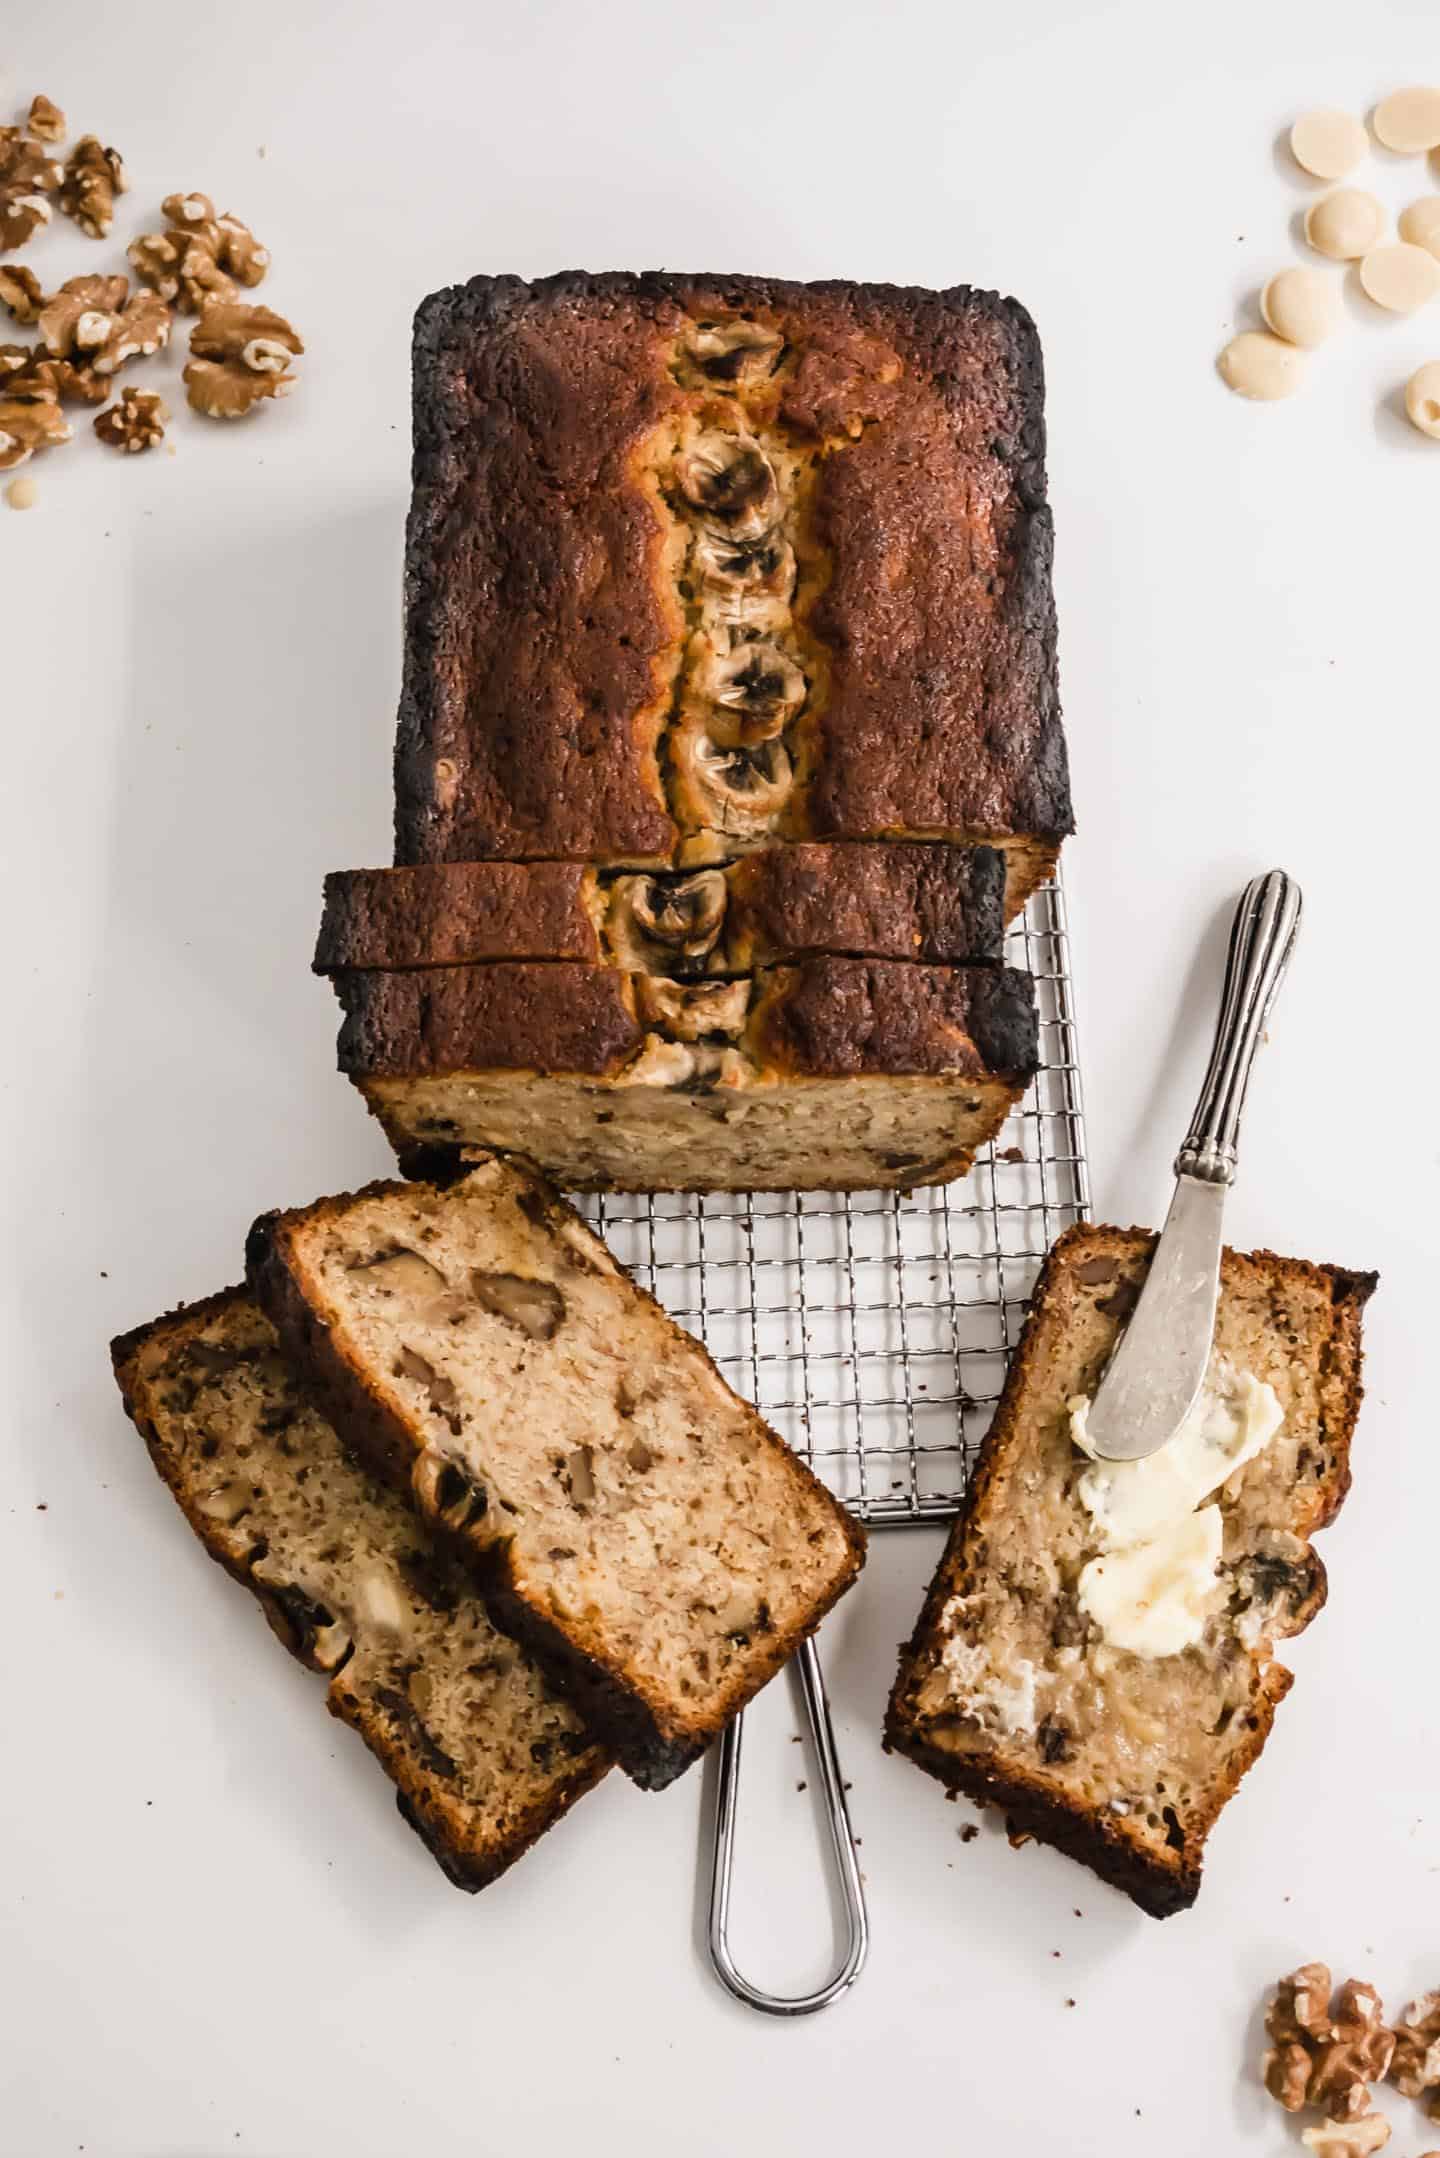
[58,135,128,238]
[1390,1991,1440,2116]
[1263,1967,1396,2128]
[94,387,168,454]
[0,395,72,470]
[185,298,302,419]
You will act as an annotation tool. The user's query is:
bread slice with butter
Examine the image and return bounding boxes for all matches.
[885,1224,1376,1916]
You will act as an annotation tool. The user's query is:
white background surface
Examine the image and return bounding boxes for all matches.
[4,3,1440,2152]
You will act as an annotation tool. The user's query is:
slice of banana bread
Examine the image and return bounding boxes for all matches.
[393,272,1069,914]
[886,1224,1376,1917]
[112,1289,610,1891]
[246,1155,866,1788]
[331,956,1038,1192]
[313,843,1007,975]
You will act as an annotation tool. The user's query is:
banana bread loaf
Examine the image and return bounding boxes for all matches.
[886,1225,1376,1916]
[330,956,1038,1191]
[111,1289,610,1890]
[313,843,1007,974]
[246,1154,865,1788]
[392,272,1069,916]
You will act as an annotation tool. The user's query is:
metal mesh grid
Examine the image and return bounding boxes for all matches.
[579,879,1089,1527]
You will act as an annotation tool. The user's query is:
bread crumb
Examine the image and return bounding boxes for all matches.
[1065,1997,1076,2008]
[960,1823,979,1843]
[796,1780,807,1792]
[6,476,39,511]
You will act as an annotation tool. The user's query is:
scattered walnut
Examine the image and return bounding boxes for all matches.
[1300,2117,1391,2158]
[91,291,171,376]
[214,210,269,285]
[189,298,302,373]
[38,274,129,359]
[183,300,301,419]
[162,188,216,229]
[0,394,72,469]
[0,129,62,252]
[1263,1968,1396,2126]
[2,350,109,407]
[1391,1992,1440,2116]
[94,386,168,453]
[0,264,46,322]
[26,96,65,144]
[183,355,291,419]
[131,198,268,311]
[0,341,29,377]
[58,134,128,238]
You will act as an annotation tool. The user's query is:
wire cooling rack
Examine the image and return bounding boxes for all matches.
[581,877,1090,1528]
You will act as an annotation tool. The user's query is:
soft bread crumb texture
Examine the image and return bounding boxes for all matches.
[258,1159,863,1759]
[112,1292,606,1887]
[887,1224,1375,1914]
[367,1068,1018,1191]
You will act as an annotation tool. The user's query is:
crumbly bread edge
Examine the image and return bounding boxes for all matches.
[111,1288,611,1891]
[245,1162,867,1789]
[883,1222,1377,1918]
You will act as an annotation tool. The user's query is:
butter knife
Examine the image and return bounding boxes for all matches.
[1084,868,1302,1463]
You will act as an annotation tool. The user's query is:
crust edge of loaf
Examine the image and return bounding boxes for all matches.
[884,1222,1377,1917]
[245,1161,867,1791]
[110,1290,610,1893]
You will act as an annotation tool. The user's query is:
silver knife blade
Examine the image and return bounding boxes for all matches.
[1082,1174,1224,1463]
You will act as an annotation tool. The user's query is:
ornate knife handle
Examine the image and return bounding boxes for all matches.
[1175,869,1302,1186]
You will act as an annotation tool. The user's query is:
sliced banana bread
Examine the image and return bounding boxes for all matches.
[112,1290,610,1889]
[332,956,1037,1193]
[886,1224,1376,1917]
[246,1155,866,1788]
[313,843,1007,975]
[393,272,1069,915]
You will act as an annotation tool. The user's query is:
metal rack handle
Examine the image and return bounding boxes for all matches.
[706,1635,869,2016]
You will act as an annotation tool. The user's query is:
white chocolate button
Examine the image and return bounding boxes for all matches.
[1218,331,1306,400]
[1260,267,1339,347]
[1398,196,1440,257]
[1372,86,1440,154]
[1359,241,1440,311]
[1404,361,1440,438]
[1305,188,1386,260]
[1289,108,1368,180]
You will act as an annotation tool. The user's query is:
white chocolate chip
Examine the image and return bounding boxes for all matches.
[1218,331,1306,401]
[1404,361,1440,439]
[1305,188,1385,261]
[1261,267,1339,347]
[1359,241,1440,312]
[1289,108,1368,180]
[1399,196,1440,258]
[1372,86,1440,154]
[5,475,38,510]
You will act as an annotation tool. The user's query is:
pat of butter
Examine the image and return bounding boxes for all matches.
[1070,1362,1283,1550]
[1077,1506,1223,1658]
[1067,1360,1284,1658]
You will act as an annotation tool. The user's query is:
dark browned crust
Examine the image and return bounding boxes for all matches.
[315,861,602,972]
[749,959,1038,1082]
[884,1224,1377,1917]
[333,956,1036,1085]
[110,1290,609,1892]
[314,842,1007,975]
[335,962,644,1079]
[722,842,1006,967]
[394,271,1068,870]
[245,1161,866,1790]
